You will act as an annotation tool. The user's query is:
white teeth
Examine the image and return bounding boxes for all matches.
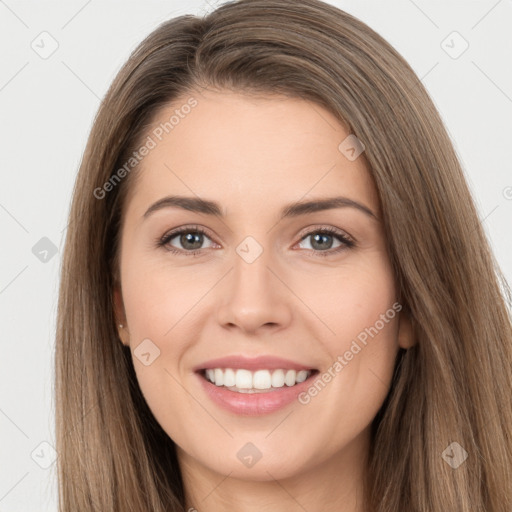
[253,370,271,390]
[223,368,236,387]
[203,368,312,391]
[296,370,309,383]
[235,369,252,389]
[214,368,224,386]
[284,369,296,386]
[271,369,285,388]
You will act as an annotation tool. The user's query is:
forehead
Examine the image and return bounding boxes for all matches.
[125,90,379,220]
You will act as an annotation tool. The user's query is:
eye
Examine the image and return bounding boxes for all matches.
[156,225,355,257]
[296,227,355,257]
[157,225,217,256]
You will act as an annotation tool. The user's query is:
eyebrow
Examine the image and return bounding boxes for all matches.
[143,195,378,221]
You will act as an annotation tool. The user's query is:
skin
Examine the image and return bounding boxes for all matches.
[114,89,414,512]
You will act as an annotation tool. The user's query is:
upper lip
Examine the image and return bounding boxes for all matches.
[193,355,317,372]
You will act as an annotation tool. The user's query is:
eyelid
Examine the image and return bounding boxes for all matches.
[295,224,355,244]
[158,223,355,255]
[158,224,218,248]
[162,224,215,240]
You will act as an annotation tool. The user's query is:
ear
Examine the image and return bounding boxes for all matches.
[397,308,415,349]
[113,284,130,347]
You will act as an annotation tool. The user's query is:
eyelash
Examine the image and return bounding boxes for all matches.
[156,225,355,258]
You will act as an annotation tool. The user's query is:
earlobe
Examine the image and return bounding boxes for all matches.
[113,285,130,346]
[117,324,130,347]
[397,310,415,349]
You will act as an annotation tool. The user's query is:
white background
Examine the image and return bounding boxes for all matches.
[0,0,511,509]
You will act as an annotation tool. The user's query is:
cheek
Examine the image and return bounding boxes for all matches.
[298,251,398,355]
[121,251,208,343]
[119,253,212,439]
[332,272,398,353]
[296,255,400,422]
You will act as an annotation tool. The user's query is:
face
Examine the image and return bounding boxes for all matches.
[114,89,413,482]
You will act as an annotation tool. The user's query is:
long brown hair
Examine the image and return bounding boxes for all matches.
[55,0,512,510]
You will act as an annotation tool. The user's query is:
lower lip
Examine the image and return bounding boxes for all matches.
[196,371,318,416]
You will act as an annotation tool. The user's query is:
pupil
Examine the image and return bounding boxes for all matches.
[312,233,332,250]
[181,232,203,250]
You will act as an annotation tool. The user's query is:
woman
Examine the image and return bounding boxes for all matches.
[55,0,512,510]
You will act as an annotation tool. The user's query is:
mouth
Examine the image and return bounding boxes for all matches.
[198,367,319,394]
[193,355,320,415]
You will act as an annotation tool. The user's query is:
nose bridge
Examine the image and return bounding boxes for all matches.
[215,235,292,332]
[233,239,271,292]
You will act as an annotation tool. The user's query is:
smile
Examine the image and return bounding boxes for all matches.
[196,367,319,415]
[202,368,313,393]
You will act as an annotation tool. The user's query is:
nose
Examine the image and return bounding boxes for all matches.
[216,246,293,335]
